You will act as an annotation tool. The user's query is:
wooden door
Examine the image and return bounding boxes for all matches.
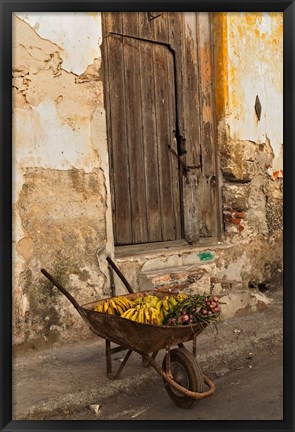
[103,16,182,245]
[102,13,220,246]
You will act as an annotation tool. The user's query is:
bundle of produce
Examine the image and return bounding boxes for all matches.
[94,293,188,325]
[163,294,221,326]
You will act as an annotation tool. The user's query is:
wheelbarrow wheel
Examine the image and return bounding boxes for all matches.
[162,348,204,409]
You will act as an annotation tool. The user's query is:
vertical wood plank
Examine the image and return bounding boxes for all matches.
[138,12,153,40]
[154,44,177,240]
[105,12,122,33]
[183,13,201,168]
[166,48,182,239]
[196,12,219,238]
[168,13,187,239]
[152,12,169,43]
[108,37,133,244]
[168,13,186,139]
[105,13,133,244]
[139,41,162,241]
[138,14,163,241]
[182,13,202,243]
[123,15,149,243]
[169,13,201,243]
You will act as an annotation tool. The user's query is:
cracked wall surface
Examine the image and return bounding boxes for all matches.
[12,12,283,350]
[211,12,283,287]
[12,13,113,348]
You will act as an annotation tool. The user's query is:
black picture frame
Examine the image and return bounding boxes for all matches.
[1,1,294,431]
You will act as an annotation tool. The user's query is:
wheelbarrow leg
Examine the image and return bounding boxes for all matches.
[105,339,112,377]
[105,339,133,380]
[193,333,197,357]
[178,334,197,357]
[142,351,158,368]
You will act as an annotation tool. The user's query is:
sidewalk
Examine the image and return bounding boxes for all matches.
[13,291,283,420]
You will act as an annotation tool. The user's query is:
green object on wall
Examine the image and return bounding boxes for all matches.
[198,251,214,262]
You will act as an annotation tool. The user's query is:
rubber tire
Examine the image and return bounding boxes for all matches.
[162,348,205,409]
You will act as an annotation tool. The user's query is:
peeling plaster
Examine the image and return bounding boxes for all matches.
[15,12,102,75]
[213,12,283,174]
[14,99,104,172]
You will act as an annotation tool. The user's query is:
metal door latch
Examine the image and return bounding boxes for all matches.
[167,145,201,177]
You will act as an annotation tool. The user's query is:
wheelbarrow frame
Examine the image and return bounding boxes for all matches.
[41,259,216,404]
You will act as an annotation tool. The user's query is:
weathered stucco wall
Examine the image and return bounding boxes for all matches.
[12,12,283,350]
[212,12,283,281]
[213,13,283,169]
[12,13,114,348]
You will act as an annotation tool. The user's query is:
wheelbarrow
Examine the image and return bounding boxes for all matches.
[41,257,216,409]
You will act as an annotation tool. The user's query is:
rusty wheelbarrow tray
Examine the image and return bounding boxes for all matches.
[41,259,215,409]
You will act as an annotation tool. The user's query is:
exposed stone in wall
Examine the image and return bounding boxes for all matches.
[220,136,282,243]
[213,236,282,288]
[222,184,250,211]
[264,178,283,239]
[14,168,108,348]
[219,138,274,183]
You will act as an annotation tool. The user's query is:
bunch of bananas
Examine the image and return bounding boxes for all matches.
[120,293,188,325]
[121,303,161,324]
[94,292,188,326]
[94,295,135,315]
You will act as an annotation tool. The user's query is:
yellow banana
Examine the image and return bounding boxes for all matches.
[149,307,157,324]
[103,300,109,313]
[114,297,128,311]
[163,298,170,311]
[95,302,104,312]
[149,309,154,324]
[110,299,118,311]
[135,297,143,304]
[144,308,151,324]
[115,304,124,316]
[108,302,115,315]
[160,307,165,322]
[122,308,136,319]
[176,293,188,302]
[156,300,163,314]
[122,297,133,308]
[169,296,178,307]
[130,310,139,321]
[137,308,145,323]
[156,312,162,325]
[126,299,134,309]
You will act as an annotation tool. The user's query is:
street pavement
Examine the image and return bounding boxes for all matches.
[53,341,283,420]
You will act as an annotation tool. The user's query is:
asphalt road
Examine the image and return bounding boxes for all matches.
[34,341,283,421]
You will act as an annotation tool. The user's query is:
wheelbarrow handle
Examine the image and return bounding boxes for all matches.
[106,256,134,294]
[41,268,82,312]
